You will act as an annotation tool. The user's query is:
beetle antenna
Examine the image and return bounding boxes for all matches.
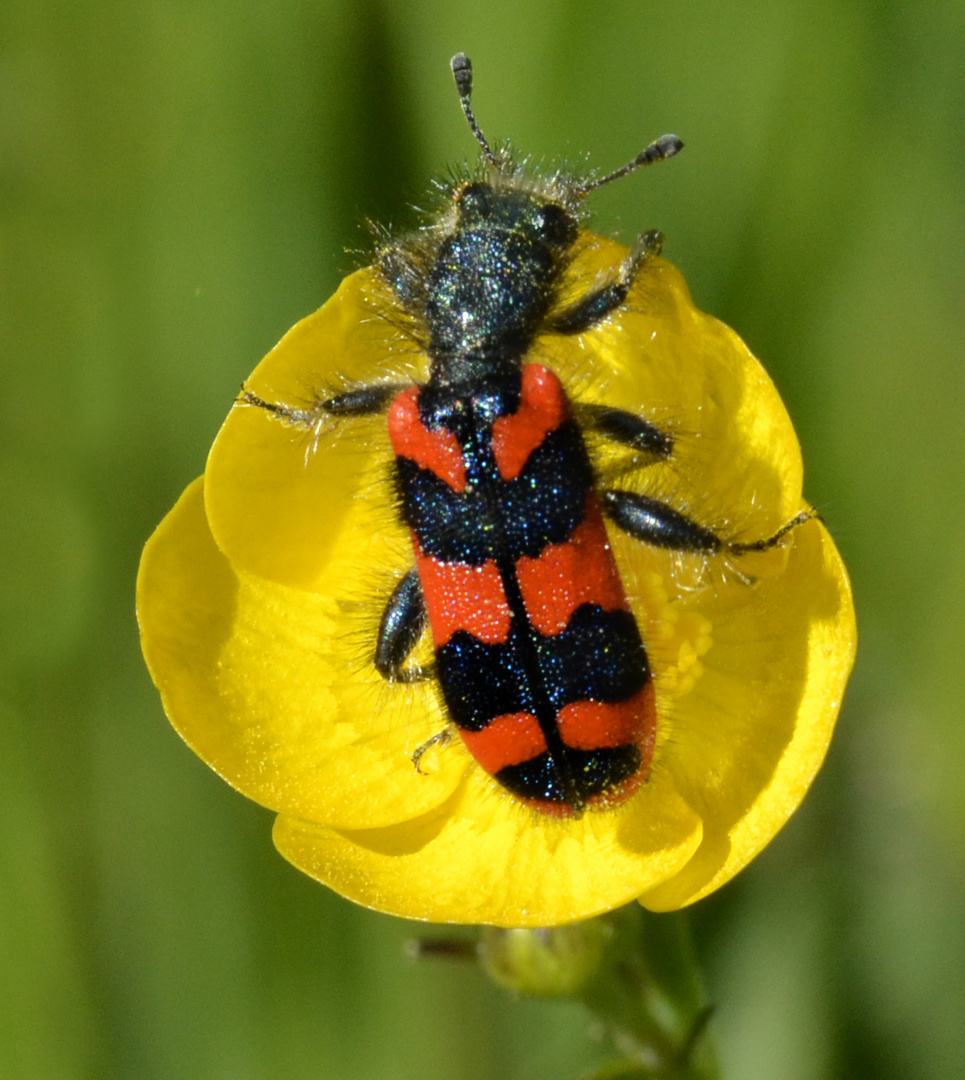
[575,134,684,196]
[451,53,499,168]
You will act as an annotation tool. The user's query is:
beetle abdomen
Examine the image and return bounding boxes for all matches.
[388,364,657,815]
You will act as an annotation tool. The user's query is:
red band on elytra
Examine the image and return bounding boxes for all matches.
[459,712,548,773]
[416,544,511,647]
[491,364,569,481]
[556,682,657,758]
[388,388,466,492]
[515,496,629,635]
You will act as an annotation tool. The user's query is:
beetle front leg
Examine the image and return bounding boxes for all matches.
[549,229,664,335]
[411,729,452,774]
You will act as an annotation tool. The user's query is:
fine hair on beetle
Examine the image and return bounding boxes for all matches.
[370,53,684,364]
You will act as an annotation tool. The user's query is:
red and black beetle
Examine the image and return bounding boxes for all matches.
[245,54,809,816]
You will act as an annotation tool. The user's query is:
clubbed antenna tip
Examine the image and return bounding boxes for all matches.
[450,53,498,167]
[450,52,472,99]
[576,133,684,197]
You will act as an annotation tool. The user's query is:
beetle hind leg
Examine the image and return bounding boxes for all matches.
[412,729,452,774]
[728,509,819,554]
[602,489,817,560]
[375,567,434,683]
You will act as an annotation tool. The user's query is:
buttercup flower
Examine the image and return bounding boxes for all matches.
[137,236,855,927]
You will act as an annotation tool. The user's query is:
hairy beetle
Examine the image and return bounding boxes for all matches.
[244,54,811,817]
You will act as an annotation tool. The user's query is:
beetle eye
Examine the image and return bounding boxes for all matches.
[458,183,490,217]
[537,204,577,248]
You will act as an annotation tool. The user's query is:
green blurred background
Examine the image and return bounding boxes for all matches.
[3,1,964,1077]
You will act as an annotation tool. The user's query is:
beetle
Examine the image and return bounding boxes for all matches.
[243,54,811,817]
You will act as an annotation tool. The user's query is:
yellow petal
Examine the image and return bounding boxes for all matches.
[273,767,703,927]
[139,237,855,926]
[136,477,467,829]
[639,515,855,910]
[204,268,418,590]
[545,237,804,541]
[203,241,802,594]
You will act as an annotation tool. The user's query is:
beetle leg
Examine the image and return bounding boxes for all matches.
[578,403,673,458]
[375,567,433,683]
[239,383,408,461]
[602,490,722,552]
[602,490,816,555]
[548,229,664,335]
[411,729,452,774]
[240,381,404,421]
[728,509,819,553]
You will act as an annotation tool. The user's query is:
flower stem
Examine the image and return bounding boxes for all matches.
[474,906,718,1078]
[574,906,718,1079]
[416,904,719,1079]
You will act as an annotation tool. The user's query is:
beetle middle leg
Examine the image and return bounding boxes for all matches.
[578,402,674,459]
[411,729,452,774]
[241,381,406,422]
[240,382,410,460]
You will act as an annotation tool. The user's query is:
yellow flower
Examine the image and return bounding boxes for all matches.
[137,235,855,927]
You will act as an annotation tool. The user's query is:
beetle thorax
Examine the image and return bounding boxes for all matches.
[424,182,578,389]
